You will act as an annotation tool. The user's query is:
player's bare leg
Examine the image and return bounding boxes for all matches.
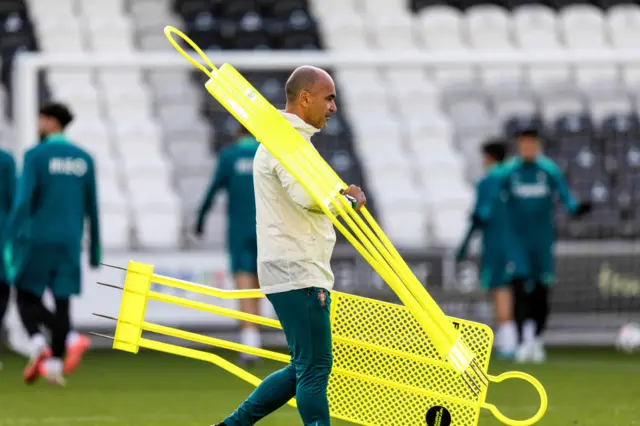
[492,287,517,359]
[236,273,262,366]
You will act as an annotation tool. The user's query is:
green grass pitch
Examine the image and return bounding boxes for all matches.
[0,348,638,425]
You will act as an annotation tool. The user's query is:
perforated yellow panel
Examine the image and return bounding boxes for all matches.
[327,293,493,426]
[106,263,546,426]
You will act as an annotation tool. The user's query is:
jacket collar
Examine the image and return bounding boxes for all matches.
[279,111,321,141]
[42,132,68,144]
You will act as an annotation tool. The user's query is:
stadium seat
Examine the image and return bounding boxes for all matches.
[112,118,162,147]
[65,117,111,148]
[492,92,537,122]
[607,4,640,90]
[360,0,412,18]
[381,207,429,247]
[130,182,181,248]
[539,92,584,124]
[168,140,213,170]
[423,172,473,204]
[78,0,126,17]
[431,208,468,246]
[606,4,640,49]
[588,94,633,125]
[466,5,523,88]
[51,87,102,121]
[29,0,75,21]
[357,141,410,173]
[512,4,561,49]
[369,14,418,50]
[560,5,618,89]
[600,113,640,137]
[447,98,494,136]
[512,5,572,90]
[405,113,454,143]
[334,69,388,107]
[133,210,182,249]
[98,182,131,250]
[83,18,134,52]
[103,86,151,118]
[415,142,466,177]
[316,9,369,50]
[383,68,441,118]
[553,112,594,136]
[147,71,199,104]
[35,20,83,52]
[101,210,132,250]
[417,6,475,88]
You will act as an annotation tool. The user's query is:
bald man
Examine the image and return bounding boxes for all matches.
[215,67,366,426]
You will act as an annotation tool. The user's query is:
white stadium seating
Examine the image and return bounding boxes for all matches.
[26,0,182,250]
[0,0,637,250]
[314,0,640,246]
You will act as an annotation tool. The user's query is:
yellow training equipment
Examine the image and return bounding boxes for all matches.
[96,262,547,426]
[96,24,548,426]
[163,24,481,386]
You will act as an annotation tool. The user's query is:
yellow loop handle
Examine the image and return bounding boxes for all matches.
[164,25,217,78]
[482,371,548,426]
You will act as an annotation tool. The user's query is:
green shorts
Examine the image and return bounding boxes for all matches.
[507,242,555,286]
[229,235,257,275]
[14,244,81,298]
[480,259,511,290]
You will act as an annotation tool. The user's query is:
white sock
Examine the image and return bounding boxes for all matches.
[494,325,504,349]
[44,357,63,376]
[29,334,47,359]
[499,321,518,353]
[523,320,536,344]
[240,328,261,359]
[66,330,80,347]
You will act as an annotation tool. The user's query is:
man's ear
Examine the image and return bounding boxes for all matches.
[299,90,310,107]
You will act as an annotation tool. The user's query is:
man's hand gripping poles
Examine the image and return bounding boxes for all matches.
[91,26,548,426]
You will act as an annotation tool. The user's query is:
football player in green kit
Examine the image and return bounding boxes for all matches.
[499,130,591,363]
[4,102,101,385]
[456,140,518,360]
[194,125,261,366]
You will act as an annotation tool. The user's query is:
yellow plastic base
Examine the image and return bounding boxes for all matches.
[100,262,548,426]
[112,261,153,353]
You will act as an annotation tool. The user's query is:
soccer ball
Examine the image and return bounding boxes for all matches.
[615,323,640,354]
